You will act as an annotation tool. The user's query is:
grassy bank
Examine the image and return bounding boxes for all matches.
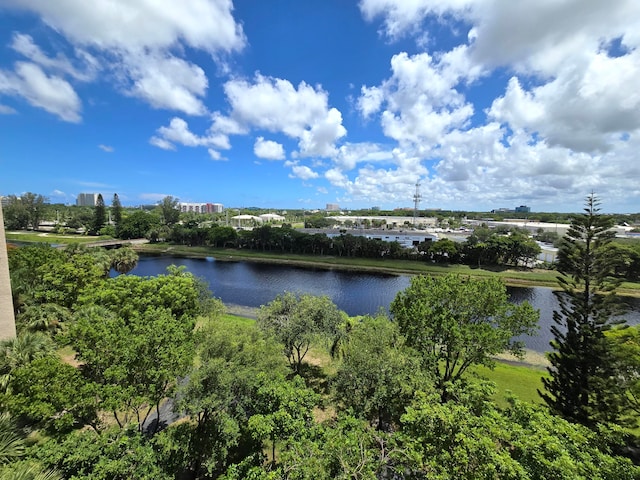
[134,242,640,294]
[6,231,112,244]
[472,362,549,407]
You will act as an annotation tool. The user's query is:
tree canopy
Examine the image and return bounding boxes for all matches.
[391,274,539,398]
[257,292,344,373]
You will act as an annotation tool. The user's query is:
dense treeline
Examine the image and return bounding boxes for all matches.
[165,222,640,278]
[2,230,640,477]
[167,223,545,269]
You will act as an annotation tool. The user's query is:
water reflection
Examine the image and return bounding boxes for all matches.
[128,255,640,353]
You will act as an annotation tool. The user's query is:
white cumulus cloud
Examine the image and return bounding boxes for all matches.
[254,137,285,160]
[3,0,246,53]
[218,74,347,157]
[0,62,81,122]
[354,0,640,209]
[10,33,99,82]
[289,164,319,180]
[150,117,231,157]
[2,0,245,117]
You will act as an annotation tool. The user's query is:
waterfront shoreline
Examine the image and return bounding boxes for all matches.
[131,243,640,296]
[132,243,561,288]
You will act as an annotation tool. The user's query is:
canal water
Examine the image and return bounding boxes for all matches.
[128,255,640,353]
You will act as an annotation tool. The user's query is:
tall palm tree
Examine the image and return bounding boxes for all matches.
[0,411,60,480]
[0,412,24,464]
[109,247,139,275]
[0,331,55,392]
[16,304,71,334]
[0,462,61,480]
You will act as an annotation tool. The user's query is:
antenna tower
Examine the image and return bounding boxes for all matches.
[413,182,421,227]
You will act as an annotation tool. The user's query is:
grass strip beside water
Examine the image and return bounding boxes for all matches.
[6,231,112,244]
[472,362,549,408]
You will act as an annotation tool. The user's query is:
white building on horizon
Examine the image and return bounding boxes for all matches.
[76,193,99,207]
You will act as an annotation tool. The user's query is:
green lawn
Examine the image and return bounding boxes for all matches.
[472,362,549,407]
[6,231,112,244]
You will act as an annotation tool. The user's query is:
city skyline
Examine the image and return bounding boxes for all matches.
[1,1,640,213]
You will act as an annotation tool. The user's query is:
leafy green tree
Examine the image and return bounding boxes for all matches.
[248,375,318,467]
[393,388,638,479]
[390,274,539,399]
[257,292,344,373]
[332,316,427,430]
[541,194,626,427]
[2,193,48,231]
[90,194,106,235]
[0,331,56,392]
[33,425,170,480]
[2,195,30,230]
[427,237,459,263]
[8,244,67,307]
[535,229,560,245]
[67,304,195,431]
[304,214,334,228]
[21,192,47,231]
[606,325,640,427]
[208,225,238,248]
[173,319,288,478]
[3,356,100,434]
[276,415,387,480]
[160,196,180,226]
[33,249,106,308]
[118,210,161,239]
[77,267,201,322]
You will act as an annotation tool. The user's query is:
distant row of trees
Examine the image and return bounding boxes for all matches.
[162,219,640,279]
[1,192,177,236]
[2,193,48,230]
[164,222,543,267]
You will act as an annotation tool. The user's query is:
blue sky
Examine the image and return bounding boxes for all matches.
[1,0,639,212]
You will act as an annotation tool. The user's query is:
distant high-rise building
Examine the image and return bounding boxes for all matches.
[179,202,224,214]
[326,203,340,212]
[77,193,99,207]
[515,205,531,213]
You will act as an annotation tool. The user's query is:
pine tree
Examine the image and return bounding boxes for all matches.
[540,194,626,426]
[111,193,122,236]
[91,194,106,235]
